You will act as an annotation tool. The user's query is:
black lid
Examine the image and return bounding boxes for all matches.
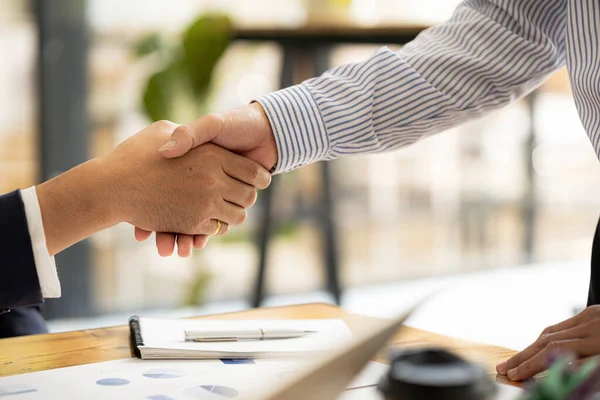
[378,348,497,400]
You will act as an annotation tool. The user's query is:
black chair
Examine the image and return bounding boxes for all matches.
[251,44,341,308]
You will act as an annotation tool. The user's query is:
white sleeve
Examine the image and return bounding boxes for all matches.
[21,187,61,298]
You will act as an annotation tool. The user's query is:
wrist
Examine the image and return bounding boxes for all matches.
[36,158,120,255]
[88,156,125,224]
[254,83,332,174]
[249,102,274,138]
[248,102,278,171]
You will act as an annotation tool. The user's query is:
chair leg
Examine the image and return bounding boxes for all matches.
[320,162,342,305]
[252,176,278,308]
[251,44,295,308]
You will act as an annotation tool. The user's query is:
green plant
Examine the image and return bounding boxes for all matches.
[135,14,232,122]
[520,354,600,400]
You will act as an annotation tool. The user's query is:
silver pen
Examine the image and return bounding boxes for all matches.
[184,328,317,342]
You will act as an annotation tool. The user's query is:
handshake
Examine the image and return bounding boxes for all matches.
[35,103,278,257]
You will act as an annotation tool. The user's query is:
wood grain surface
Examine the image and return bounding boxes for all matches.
[0,303,518,389]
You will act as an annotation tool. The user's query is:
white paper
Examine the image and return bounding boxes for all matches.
[337,386,383,400]
[0,358,387,400]
[138,318,353,358]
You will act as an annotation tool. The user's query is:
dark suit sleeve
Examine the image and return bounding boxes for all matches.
[588,216,600,306]
[0,190,44,310]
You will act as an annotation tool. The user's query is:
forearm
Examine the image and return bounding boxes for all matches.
[36,158,119,256]
[257,0,567,173]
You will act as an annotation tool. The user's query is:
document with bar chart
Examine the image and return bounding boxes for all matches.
[0,358,387,399]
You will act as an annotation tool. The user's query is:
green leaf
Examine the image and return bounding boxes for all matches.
[564,357,600,396]
[133,32,167,58]
[138,14,231,122]
[142,66,177,122]
[181,15,232,99]
[184,268,212,306]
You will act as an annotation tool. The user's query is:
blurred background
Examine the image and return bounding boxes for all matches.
[2,0,600,350]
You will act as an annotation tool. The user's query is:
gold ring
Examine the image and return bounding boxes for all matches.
[209,220,222,237]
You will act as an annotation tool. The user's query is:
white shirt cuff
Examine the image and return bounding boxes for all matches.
[21,186,61,298]
[254,84,332,174]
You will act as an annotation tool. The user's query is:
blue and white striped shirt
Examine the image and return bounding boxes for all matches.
[255,0,600,174]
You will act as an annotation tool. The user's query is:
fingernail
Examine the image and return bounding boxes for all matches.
[496,361,508,374]
[507,369,517,380]
[159,139,177,151]
[261,170,272,185]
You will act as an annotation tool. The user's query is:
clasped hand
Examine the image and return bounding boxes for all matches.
[133,103,277,256]
[105,119,272,256]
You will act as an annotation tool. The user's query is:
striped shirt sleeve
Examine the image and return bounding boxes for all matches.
[255,0,568,174]
[565,0,600,154]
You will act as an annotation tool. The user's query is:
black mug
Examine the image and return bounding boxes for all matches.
[377,348,497,400]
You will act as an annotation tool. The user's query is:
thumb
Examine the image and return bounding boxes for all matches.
[134,226,152,241]
[159,113,225,158]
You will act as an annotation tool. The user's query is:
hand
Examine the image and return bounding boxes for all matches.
[159,103,277,170]
[496,305,600,381]
[37,120,270,255]
[37,120,271,257]
[137,103,277,255]
[115,120,272,256]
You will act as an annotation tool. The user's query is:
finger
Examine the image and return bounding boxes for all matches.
[177,234,194,257]
[215,202,247,227]
[159,114,224,158]
[194,219,229,237]
[222,179,259,209]
[501,325,586,374]
[134,227,152,241]
[193,235,210,249]
[539,313,581,336]
[156,232,176,257]
[212,220,229,237]
[221,153,271,189]
[507,340,581,381]
[499,341,547,376]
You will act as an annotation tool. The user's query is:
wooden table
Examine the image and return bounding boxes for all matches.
[0,303,519,389]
